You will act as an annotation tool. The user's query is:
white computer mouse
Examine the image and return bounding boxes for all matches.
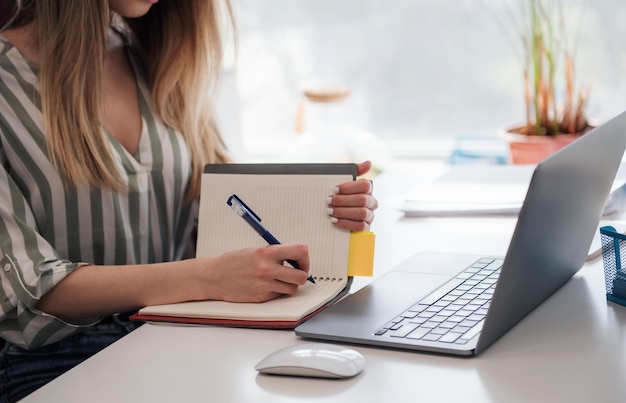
[255,342,365,379]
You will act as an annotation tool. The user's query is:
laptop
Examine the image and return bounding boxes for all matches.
[295,111,626,356]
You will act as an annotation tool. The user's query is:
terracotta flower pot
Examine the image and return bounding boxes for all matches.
[501,125,591,164]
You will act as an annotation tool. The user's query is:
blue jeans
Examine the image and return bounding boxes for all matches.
[0,316,141,403]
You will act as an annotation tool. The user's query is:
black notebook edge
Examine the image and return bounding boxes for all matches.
[203,163,358,179]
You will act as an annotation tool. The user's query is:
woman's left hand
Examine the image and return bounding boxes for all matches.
[327,161,379,231]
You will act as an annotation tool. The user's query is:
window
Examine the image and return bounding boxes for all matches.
[229,0,626,161]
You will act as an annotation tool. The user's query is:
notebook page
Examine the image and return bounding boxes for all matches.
[197,173,352,280]
[138,280,347,321]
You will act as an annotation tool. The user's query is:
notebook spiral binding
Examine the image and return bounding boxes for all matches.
[311,277,344,282]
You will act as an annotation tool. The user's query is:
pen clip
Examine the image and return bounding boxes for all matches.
[227,194,262,222]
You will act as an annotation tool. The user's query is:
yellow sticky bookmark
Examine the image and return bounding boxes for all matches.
[347,231,375,277]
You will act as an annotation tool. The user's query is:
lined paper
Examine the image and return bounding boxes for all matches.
[137,169,354,322]
[197,174,352,280]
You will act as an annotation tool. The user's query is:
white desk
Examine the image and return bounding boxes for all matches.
[20,163,626,403]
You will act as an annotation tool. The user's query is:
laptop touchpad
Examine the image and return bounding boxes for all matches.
[298,270,449,337]
[393,251,488,276]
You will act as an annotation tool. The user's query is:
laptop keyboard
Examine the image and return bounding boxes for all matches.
[374,257,503,345]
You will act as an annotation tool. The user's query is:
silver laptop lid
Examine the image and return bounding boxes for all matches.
[476,111,626,354]
[296,111,626,356]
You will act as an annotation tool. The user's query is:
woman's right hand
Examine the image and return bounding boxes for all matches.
[194,243,311,303]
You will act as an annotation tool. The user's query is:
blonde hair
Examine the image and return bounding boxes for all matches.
[11,0,232,200]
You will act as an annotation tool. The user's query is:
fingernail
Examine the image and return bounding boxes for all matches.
[326,208,334,215]
[330,217,339,224]
[326,196,333,205]
[333,187,340,194]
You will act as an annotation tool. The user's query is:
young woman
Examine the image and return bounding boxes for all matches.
[0,1,378,401]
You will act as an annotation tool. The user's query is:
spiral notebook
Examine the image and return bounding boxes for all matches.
[132,163,375,328]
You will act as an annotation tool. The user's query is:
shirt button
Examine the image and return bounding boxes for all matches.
[3,264,11,272]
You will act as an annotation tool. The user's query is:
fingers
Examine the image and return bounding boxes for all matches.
[327,177,378,231]
[328,217,371,232]
[336,177,374,196]
[327,206,374,228]
[210,244,311,303]
[256,244,311,293]
[264,243,310,274]
[327,193,376,209]
[356,160,372,177]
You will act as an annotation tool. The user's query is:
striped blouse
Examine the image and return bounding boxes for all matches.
[0,33,198,349]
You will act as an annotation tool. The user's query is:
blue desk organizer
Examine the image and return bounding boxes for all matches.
[600,226,626,306]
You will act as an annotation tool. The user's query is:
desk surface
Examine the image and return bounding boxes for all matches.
[21,163,626,403]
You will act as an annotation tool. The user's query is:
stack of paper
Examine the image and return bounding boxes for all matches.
[400,164,626,217]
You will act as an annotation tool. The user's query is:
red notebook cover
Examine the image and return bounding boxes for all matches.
[129,305,327,330]
[128,282,351,330]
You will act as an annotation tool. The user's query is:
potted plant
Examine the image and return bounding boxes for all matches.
[502,0,593,164]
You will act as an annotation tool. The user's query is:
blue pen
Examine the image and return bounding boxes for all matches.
[227,194,316,284]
